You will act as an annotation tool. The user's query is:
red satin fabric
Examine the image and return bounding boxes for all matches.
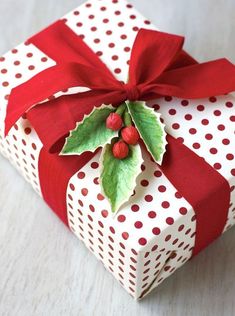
[5,20,232,256]
[162,136,230,256]
[39,148,95,226]
[5,21,235,152]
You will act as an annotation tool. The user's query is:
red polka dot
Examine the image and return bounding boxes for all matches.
[231,169,235,176]
[226,154,234,160]
[169,109,176,115]
[114,68,121,74]
[158,185,166,192]
[217,124,225,131]
[131,204,139,212]
[109,226,115,234]
[112,55,118,60]
[24,127,31,135]
[154,170,162,177]
[124,47,130,52]
[141,179,149,187]
[214,163,221,170]
[222,138,230,145]
[94,191,103,200]
[205,133,213,140]
[122,232,129,240]
[214,110,221,116]
[118,22,124,27]
[226,101,233,108]
[201,119,209,125]
[134,221,143,229]
[152,227,161,235]
[162,201,170,208]
[193,143,200,149]
[179,207,187,215]
[230,115,235,122]
[172,123,180,129]
[181,100,189,106]
[145,195,153,202]
[165,96,172,102]
[139,238,147,246]
[89,204,95,212]
[148,211,156,218]
[189,128,197,134]
[69,183,75,191]
[166,217,174,225]
[77,172,85,179]
[185,114,192,120]
[91,162,99,169]
[197,105,204,111]
[209,96,217,102]
[210,147,217,154]
[117,215,126,222]
[101,210,108,218]
[175,191,182,199]
[165,234,171,241]
[178,224,184,232]
[81,188,88,196]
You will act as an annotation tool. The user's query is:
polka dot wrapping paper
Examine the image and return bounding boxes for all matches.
[0,0,235,300]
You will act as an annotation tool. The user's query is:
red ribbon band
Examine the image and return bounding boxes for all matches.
[5,20,233,256]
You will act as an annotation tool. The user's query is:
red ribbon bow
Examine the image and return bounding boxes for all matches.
[4,20,233,256]
[5,20,235,153]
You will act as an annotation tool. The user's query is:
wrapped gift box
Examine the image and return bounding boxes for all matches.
[0,0,235,299]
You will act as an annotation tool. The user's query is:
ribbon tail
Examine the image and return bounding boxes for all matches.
[150,58,235,98]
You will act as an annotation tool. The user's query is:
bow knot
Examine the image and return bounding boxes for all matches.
[123,83,141,101]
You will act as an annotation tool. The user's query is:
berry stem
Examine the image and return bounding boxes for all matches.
[115,103,126,116]
[124,109,132,126]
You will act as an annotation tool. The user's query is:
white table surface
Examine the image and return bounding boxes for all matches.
[0,1,235,315]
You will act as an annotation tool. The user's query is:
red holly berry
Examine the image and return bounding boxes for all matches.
[112,140,129,159]
[106,113,123,131]
[121,126,139,145]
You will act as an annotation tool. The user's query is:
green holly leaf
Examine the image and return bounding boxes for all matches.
[100,142,143,213]
[126,101,167,164]
[61,105,118,155]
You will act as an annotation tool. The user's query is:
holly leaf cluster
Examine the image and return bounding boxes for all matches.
[61,101,167,215]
